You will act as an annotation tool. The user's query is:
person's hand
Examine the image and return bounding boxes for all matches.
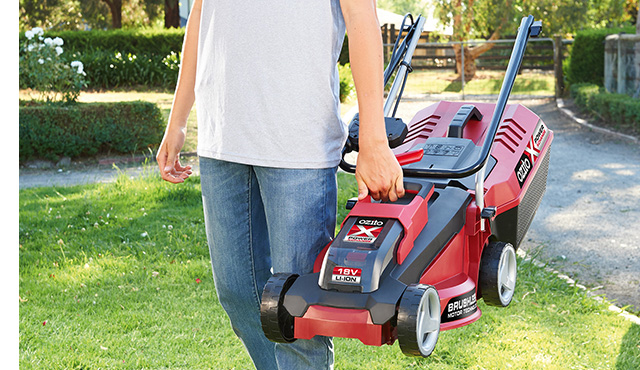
[156,125,192,184]
[355,138,405,202]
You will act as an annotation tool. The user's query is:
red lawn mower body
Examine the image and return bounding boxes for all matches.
[260,15,552,357]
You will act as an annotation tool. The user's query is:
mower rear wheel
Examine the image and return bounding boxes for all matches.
[260,273,299,343]
[479,241,517,306]
[397,284,441,357]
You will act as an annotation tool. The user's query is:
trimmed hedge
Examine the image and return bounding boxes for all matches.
[570,83,640,136]
[26,28,186,55]
[19,101,165,161]
[20,28,350,90]
[79,49,180,89]
[566,26,635,86]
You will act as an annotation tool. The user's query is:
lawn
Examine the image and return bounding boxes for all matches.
[19,170,639,369]
[403,70,555,97]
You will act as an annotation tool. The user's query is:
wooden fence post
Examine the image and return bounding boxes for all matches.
[553,35,565,98]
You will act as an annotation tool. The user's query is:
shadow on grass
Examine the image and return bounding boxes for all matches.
[490,78,551,94]
[442,76,551,94]
[616,323,640,369]
[444,80,462,93]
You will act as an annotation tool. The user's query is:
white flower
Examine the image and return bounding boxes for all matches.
[38,58,44,64]
[27,44,36,51]
[55,46,63,55]
[44,37,53,46]
[25,30,34,40]
[32,27,44,36]
[53,37,63,46]
[71,60,85,75]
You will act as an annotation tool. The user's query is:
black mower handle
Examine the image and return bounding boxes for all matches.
[340,15,542,179]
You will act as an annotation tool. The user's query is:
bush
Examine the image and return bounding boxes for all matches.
[19,101,165,162]
[19,27,87,103]
[566,26,635,86]
[80,49,180,89]
[338,63,355,103]
[20,28,350,91]
[570,83,640,135]
[23,28,186,55]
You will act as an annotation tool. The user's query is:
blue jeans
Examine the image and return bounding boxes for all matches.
[199,157,336,370]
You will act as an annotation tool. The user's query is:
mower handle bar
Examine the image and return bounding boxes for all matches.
[340,15,541,180]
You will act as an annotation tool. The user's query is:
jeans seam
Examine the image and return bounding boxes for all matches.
[247,166,262,311]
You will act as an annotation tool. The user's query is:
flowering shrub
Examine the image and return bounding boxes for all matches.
[20,27,87,103]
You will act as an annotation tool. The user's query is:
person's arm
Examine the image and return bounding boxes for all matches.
[156,0,202,183]
[340,0,404,202]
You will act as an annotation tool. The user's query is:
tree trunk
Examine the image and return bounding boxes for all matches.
[452,29,501,80]
[102,0,122,29]
[164,0,180,28]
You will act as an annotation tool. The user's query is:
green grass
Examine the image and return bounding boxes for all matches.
[404,70,555,97]
[19,169,639,369]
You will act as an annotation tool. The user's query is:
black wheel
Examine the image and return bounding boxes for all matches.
[479,241,517,307]
[260,273,298,343]
[397,284,440,357]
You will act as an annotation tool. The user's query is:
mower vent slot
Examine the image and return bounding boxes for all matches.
[405,115,440,141]
[495,120,526,153]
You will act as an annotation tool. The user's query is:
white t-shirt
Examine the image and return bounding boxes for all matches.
[195,0,347,168]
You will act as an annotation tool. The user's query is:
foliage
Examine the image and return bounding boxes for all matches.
[570,83,640,136]
[19,101,165,161]
[19,27,87,103]
[79,50,180,89]
[378,0,634,39]
[380,0,634,79]
[19,0,164,31]
[338,64,355,103]
[31,28,186,55]
[18,28,185,90]
[566,26,635,87]
[18,173,640,369]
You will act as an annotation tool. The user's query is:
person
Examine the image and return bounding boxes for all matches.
[156,0,404,368]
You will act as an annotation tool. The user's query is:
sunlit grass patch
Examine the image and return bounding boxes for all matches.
[19,171,639,369]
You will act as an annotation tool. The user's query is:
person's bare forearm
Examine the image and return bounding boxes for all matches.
[167,0,201,131]
[340,1,386,147]
[157,0,201,183]
[340,0,404,202]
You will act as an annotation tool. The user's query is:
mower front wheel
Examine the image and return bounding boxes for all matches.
[397,284,441,357]
[260,273,299,343]
[479,241,517,306]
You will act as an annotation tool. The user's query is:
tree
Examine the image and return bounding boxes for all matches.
[101,0,122,28]
[164,0,180,28]
[431,0,518,80]
[433,0,630,80]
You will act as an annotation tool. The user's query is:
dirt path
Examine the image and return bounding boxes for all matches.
[19,95,640,313]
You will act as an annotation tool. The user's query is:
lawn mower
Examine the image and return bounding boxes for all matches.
[260,15,552,357]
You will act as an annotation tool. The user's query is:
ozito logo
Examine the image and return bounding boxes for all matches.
[358,219,384,227]
[515,154,532,187]
[514,120,548,188]
[344,217,386,244]
[331,266,362,284]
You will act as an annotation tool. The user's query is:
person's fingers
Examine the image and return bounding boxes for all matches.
[395,174,405,200]
[173,158,192,172]
[387,180,398,203]
[356,173,370,201]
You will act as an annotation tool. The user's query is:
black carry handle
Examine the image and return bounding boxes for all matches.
[448,105,483,139]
